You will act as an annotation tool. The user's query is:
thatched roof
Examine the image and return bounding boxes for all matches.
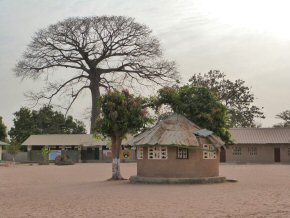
[126,114,224,148]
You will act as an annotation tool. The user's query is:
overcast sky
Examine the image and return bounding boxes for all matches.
[1,0,290,132]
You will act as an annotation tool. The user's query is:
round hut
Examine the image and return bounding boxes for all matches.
[128,114,226,184]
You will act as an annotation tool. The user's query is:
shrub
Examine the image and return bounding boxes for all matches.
[55,154,74,165]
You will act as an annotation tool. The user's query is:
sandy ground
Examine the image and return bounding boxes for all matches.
[1,163,290,218]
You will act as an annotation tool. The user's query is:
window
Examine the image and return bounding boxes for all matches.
[233,146,242,155]
[203,144,216,159]
[288,148,290,156]
[177,147,188,159]
[248,147,257,155]
[137,147,143,160]
[31,146,43,150]
[148,146,167,159]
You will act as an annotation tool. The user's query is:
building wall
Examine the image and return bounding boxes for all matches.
[0,146,2,161]
[28,150,80,162]
[2,151,28,162]
[29,150,43,162]
[137,146,220,178]
[65,150,80,162]
[226,144,290,163]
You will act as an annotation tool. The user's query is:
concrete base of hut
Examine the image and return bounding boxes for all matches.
[129,176,226,184]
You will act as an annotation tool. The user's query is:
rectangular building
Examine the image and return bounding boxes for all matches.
[223,128,290,163]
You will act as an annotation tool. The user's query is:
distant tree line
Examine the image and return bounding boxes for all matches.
[7,105,86,144]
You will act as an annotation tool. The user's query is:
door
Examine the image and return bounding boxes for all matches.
[274,148,280,162]
[94,148,99,160]
[220,147,226,162]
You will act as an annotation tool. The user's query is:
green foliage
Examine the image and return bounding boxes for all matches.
[189,70,265,127]
[9,105,86,144]
[273,110,290,127]
[6,140,21,163]
[55,154,74,165]
[0,116,7,141]
[153,85,231,143]
[41,147,51,164]
[96,90,152,138]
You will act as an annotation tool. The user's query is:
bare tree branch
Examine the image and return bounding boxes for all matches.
[15,16,179,132]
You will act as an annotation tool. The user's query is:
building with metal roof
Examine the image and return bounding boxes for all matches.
[223,128,290,163]
[21,134,135,163]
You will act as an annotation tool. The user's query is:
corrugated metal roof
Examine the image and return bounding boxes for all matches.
[22,134,106,146]
[0,140,9,146]
[126,114,224,148]
[229,128,290,144]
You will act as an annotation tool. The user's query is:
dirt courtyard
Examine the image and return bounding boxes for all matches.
[1,163,290,218]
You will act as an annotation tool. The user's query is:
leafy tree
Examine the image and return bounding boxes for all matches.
[189,70,265,127]
[41,147,51,164]
[0,116,7,141]
[6,140,21,164]
[152,85,231,143]
[14,16,178,133]
[9,107,38,144]
[9,106,86,144]
[273,110,290,127]
[96,90,152,180]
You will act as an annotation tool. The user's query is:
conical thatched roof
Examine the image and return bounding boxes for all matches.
[127,114,224,148]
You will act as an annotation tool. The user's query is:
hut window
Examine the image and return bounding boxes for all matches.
[203,144,216,159]
[233,146,242,155]
[148,146,167,159]
[248,147,257,155]
[288,148,290,156]
[177,147,188,159]
[137,147,143,159]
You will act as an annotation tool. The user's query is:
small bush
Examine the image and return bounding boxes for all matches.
[55,154,74,165]
[39,161,50,165]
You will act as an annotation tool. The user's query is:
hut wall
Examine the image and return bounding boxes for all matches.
[137,146,219,178]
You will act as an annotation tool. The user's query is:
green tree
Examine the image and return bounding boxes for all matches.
[189,70,265,127]
[153,85,231,143]
[41,147,51,164]
[9,106,86,144]
[8,108,37,144]
[273,110,290,127]
[96,90,152,180]
[6,140,21,164]
[14,16,178,133]
[0,116,7,141]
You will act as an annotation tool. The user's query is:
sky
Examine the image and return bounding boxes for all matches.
[1,0,290,132]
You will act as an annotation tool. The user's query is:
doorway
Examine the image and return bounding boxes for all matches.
[274,148,280,162]
[220,147,226,162]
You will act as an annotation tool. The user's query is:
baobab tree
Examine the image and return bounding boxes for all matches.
[15,16,178,133]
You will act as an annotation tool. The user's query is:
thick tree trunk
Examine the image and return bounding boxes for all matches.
[90,81,101,134]
[110,135,124,180]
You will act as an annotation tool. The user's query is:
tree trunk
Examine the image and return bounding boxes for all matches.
[110,135,124,180]
[90,81,101,134]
